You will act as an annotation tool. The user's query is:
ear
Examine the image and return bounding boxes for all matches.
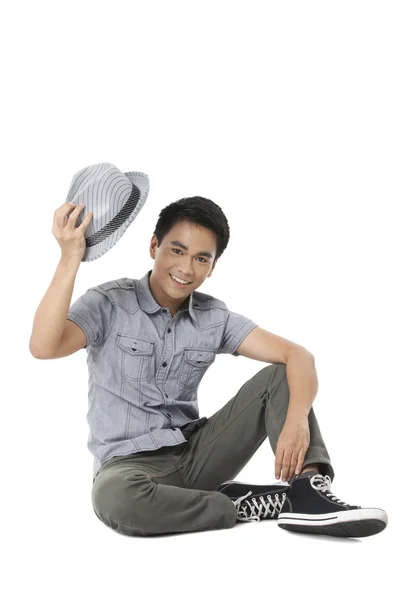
[149,234,158,258]
[208,257,218,276]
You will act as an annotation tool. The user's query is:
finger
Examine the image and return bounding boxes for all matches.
[295,450,306,475]
[275,448,284,480]
[66,203,85,227]
[56,203,80,226]
[78,210,93,228]
[289,450,299,480]
[281,451,292,482]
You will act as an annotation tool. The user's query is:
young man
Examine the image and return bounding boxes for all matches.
[37,196,389,538]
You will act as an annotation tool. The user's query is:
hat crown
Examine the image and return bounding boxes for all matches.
[65,163,132,214]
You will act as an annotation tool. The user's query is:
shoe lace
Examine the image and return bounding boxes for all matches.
[233,491,287,522]
[310,474,350,506]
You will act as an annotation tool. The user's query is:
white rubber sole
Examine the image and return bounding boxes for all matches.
[277,508,388,537]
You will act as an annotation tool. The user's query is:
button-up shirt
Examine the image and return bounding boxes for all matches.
[67,269,258,478]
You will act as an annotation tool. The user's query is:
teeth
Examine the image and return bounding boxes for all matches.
[171,274,190,284]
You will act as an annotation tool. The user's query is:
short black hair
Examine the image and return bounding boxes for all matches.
[153,196,230,261]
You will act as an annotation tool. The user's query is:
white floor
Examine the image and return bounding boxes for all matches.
[5,446,396,600]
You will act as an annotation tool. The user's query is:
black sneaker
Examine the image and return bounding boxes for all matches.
[217,480,291,521]
[277,472,388,537]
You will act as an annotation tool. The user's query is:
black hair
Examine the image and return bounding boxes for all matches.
[153,196,230,261]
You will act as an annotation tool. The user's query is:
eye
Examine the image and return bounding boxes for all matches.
[172,248,207,263]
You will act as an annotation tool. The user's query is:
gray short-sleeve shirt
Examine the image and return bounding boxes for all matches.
[67,269,258,479]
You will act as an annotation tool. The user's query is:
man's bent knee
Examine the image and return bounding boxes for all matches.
[92,470,154,534]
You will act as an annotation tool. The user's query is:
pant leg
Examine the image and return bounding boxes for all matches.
[174,363,334,492]
[91,447,237,537]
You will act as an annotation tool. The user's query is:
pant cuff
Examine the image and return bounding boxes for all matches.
[303,460,335,483]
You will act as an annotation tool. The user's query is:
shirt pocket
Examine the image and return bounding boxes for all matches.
[178,347,217,394]
[116,333,155,382]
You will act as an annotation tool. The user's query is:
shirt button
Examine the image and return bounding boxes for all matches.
[162,362,167,367]
[167,328,171,333]
[162,308,167,313]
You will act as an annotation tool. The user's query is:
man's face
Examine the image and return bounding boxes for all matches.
[149,220,218,303]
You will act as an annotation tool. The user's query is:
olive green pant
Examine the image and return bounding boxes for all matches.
[91,363,334,536]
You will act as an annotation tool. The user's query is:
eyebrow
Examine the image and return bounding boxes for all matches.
[169,241,214,259]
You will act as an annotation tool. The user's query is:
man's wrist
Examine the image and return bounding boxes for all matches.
[285,409,309,424]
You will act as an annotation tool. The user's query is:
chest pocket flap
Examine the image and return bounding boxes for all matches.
[117,334,154,356]
[184,348,216,365]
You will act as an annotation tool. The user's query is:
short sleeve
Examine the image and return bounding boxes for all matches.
[67,287,115,348]
[217,310,258,356]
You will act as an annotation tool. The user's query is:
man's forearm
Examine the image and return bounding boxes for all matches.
[284,349,319,422]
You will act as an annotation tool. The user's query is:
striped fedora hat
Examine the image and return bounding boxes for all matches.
[65,162,150,262]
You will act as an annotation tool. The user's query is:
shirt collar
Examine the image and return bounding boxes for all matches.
[137,269,199,324]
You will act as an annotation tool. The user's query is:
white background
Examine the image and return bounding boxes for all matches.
[2,1,399,598]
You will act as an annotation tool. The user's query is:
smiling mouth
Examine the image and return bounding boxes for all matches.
[169,273,192,285]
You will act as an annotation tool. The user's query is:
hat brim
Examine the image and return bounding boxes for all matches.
[81,171,150,262]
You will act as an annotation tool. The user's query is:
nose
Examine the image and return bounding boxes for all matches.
[178,263,194,280]
[178,271,194,281]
